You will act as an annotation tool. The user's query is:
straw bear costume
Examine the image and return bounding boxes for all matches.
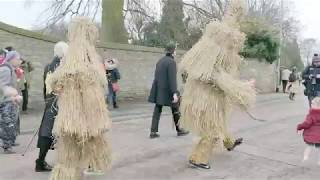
[47,17,112,180]
[179,0,256,166]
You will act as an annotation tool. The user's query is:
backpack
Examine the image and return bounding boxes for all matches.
[0,63,13,76]
[0,63,14,103]
[289,73,296,82]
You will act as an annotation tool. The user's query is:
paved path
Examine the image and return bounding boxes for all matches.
[1,93,319,180]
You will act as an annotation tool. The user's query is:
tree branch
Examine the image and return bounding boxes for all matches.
[183,2,214,19]
[123,8,153,19]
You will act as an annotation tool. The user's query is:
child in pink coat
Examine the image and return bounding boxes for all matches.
[297,97,320,164]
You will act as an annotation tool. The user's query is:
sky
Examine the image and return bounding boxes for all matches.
[0,0,51,29]
[293,0,320,40]
[0,0,319,40]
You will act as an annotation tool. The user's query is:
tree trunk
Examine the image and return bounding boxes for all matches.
[101,0,128,43]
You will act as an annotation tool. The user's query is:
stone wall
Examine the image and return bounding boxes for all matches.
[240,58,277,93]
[98,48,183,100]
[0,21,184,102]
[0,21,276,106]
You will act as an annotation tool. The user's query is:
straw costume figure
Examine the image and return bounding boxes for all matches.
[47,17,112,180]
[179,0,256,169]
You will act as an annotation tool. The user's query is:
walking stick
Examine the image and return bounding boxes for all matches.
[21,128,39,156]
[245,110,267,122]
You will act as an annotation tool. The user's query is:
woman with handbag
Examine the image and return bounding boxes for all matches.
[105,58,121,109]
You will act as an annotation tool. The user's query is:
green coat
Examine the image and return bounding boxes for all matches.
[21,61,34,89]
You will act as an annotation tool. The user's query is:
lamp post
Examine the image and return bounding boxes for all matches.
[276,0,284,92]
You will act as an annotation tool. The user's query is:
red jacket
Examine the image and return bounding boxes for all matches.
[297,109,320,144]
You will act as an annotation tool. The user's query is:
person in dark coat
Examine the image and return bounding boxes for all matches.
[297,97,320,164]
[148,42,189,139]
[35,41,68,172]
[302,54,320,107]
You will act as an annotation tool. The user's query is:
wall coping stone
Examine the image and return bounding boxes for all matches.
[0,21,186,55]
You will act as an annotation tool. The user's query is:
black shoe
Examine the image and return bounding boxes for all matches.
[289,93,294,100]
[177,129,189,136]
[189,160,211,169]
[35,160,52,172]
[227,138,243,151]
[149,132,160,139]
[113,103,119,109]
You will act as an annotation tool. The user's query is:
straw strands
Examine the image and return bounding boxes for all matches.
[48,17,111,180]
[180,0,255,141]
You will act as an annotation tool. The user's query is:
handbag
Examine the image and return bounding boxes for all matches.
[112,82,120,92]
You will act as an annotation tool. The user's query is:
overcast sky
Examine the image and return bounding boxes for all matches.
[0,0,319,40]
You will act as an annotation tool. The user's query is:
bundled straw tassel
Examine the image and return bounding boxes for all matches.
[180,79,232,137]
[82,135,112,170]
[179,0,255,164]
[50,135,83,180]
[49,17,112,180]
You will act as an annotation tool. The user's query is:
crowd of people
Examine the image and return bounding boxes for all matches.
[0,47,34,154]
[0,43,121,159]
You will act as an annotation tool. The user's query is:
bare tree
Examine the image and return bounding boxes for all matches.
[183,0,228,20]
[300,38,318,65]
[247,0,282,24]
[183,0,229,29]
[35,0,161,43]
[39,0,101,27]
[247,0,300,40]
[281,17,300,40]
[124,0,157,41]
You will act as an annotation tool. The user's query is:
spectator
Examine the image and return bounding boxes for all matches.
[281,68,291,93]
[288,67,299,100]
[303,54,320,107]
[4,46,24,141]
[104,58,121,109]
[20,59,34,111]
[297,71,302,86]
[0,51,22,154]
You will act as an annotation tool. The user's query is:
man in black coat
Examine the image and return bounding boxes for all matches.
[35,42,68,172]
[148,42,189,139]
[303,54,320,107]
